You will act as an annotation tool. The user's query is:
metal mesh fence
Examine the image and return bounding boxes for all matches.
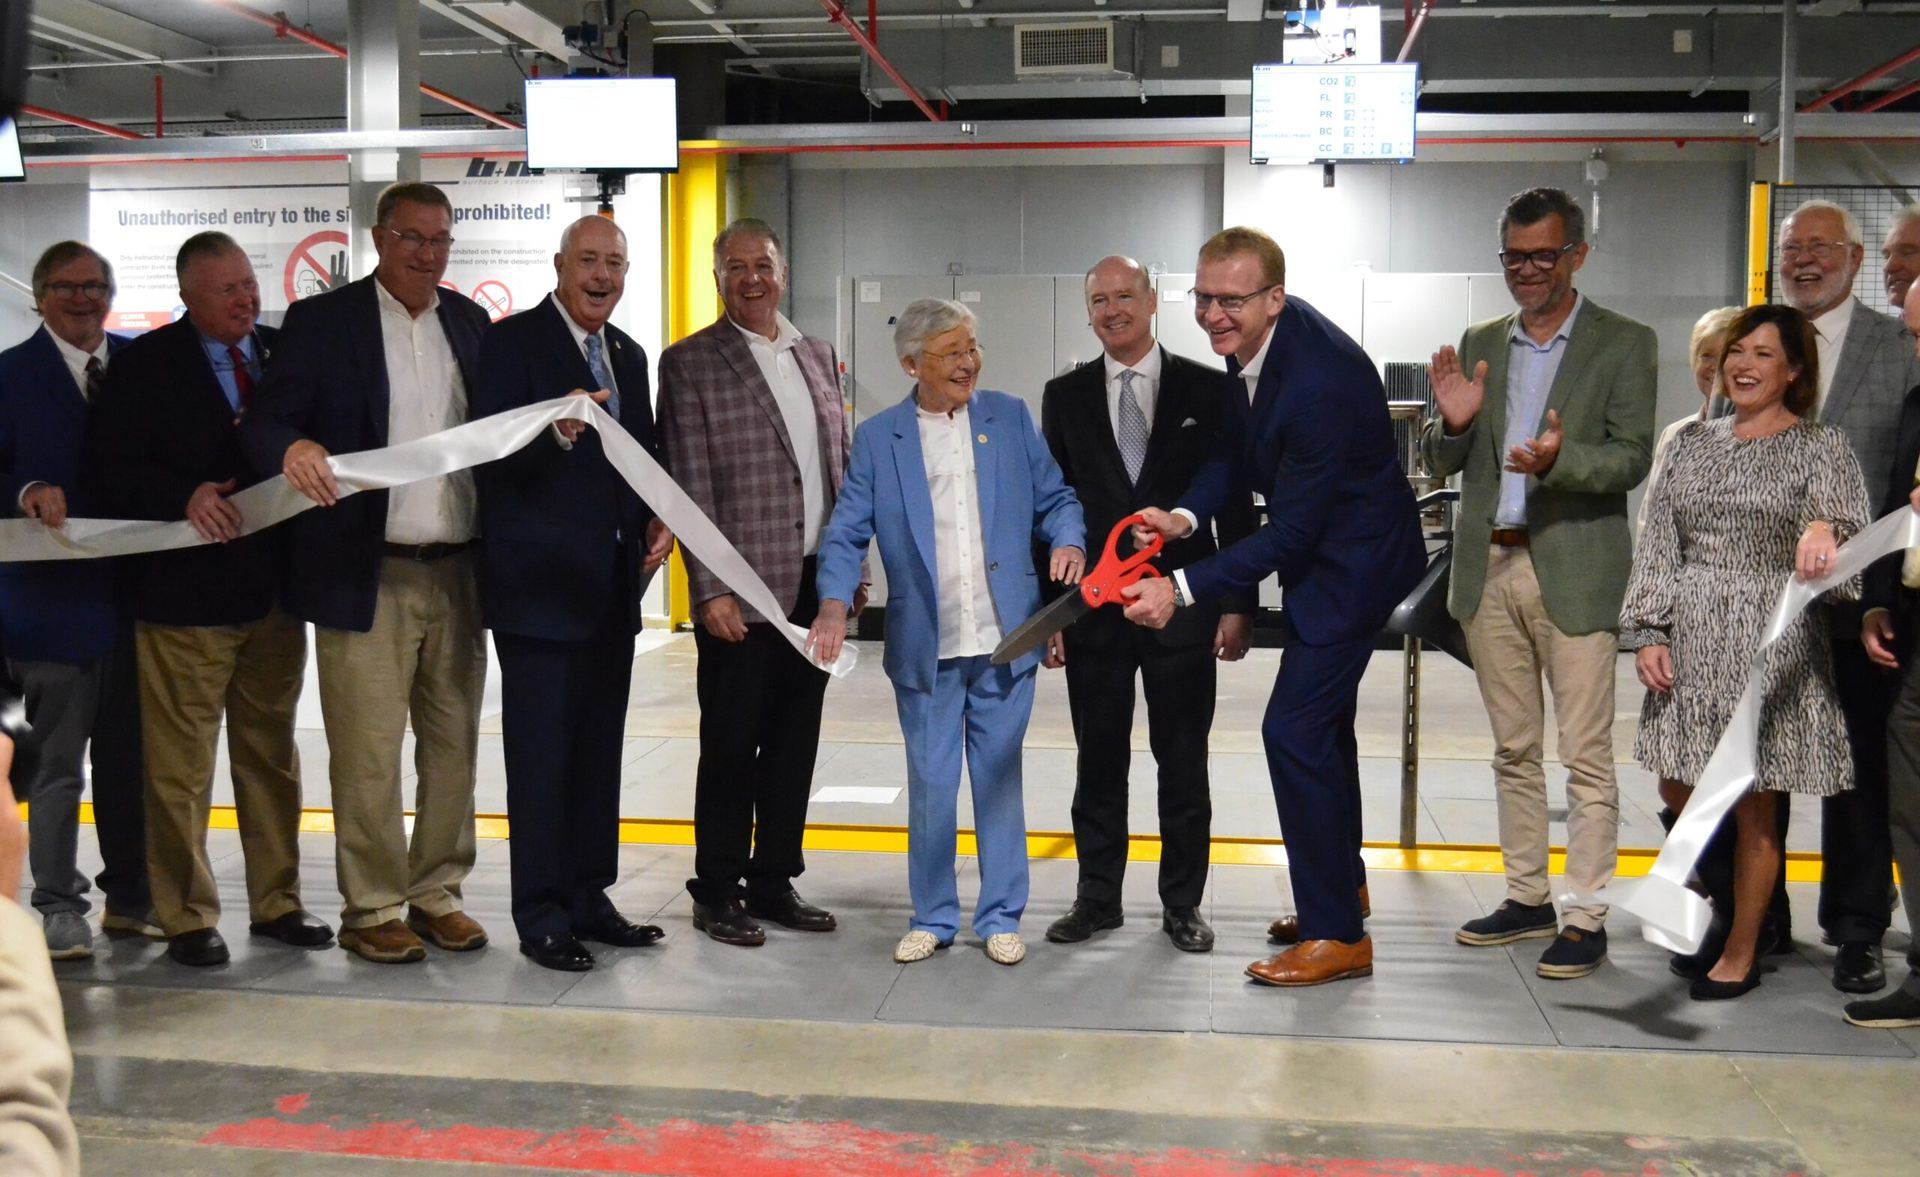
[1765,183,1914,316]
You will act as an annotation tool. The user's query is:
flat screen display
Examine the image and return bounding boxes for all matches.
[524,77,678,173]
[0,119,24,183]
[1249,62,1417,166]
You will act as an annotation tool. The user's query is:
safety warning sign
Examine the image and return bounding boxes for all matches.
[284,230,350,304]
[471,280,513,322]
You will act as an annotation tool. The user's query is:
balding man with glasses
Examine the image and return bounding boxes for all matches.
[1422,186,1655,982]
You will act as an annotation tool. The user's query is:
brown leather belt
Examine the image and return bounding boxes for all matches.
[1490,528,1530,548]
[383,540,472,562]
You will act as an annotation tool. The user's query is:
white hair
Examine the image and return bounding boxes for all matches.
[893,298,977,361]
[1783,198,1861,247]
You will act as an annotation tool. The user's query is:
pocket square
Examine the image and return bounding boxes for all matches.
[1180,418,1198,427]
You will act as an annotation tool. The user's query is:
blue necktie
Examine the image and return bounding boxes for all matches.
[585,333,620,420]
[1117,368,1148,484]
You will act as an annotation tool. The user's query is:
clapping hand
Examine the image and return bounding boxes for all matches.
[1505,409,1563,476]
[1428,345,1487,435]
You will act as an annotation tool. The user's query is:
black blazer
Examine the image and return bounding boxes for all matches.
[472,297,659,642]
[1864,380,1920,633]
[239,276,490,632]
[1040,346,1258,648]
[80,319,283,628]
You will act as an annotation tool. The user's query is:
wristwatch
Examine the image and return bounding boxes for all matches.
[1170,578,1187,609]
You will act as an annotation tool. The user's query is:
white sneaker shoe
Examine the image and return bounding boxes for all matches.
[984,932,1026,965]
[895,930,942,963]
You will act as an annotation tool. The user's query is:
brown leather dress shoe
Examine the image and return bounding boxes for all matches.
[1245,936,1373,987]
[407,907,489,952]
[339,919,428,964]
[1267,885,1371,944]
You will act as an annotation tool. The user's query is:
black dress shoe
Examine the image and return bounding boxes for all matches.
[166,928,230,967]
[691,900,766,946]
[744,889,837,932]
[1162,906,1215,953]
[249,909,334,947]
[1833,942,1887,994]
[1044,900,1123,944]
[1689,962,1762,1001]
[519,934,595,972]
[577,913,665,948]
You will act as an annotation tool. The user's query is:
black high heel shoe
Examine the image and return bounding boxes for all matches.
[1689,961,1762,1001]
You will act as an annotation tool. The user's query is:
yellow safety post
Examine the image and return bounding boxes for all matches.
[1747,181,1775,306]
[661,145,728,629]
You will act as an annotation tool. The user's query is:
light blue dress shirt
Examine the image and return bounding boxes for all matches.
[1494,294,1583,528]
[198,330,260,415]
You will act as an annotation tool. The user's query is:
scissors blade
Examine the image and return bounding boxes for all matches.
[990,588,1090,666]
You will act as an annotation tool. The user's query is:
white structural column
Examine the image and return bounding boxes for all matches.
[1778,0,1798,183]
[347,0,422,278]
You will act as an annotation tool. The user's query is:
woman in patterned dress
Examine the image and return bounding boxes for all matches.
[1620,303,1870,1001]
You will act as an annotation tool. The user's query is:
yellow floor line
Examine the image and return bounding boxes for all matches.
[42,802,1835,881]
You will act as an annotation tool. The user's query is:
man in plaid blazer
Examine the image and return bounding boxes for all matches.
[1782,199,1920,994]
[658,218,862,947]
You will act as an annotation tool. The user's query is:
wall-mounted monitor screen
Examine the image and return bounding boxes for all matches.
[1249,62,1417,166]
[523,77,678,173]
[0,119,24,183]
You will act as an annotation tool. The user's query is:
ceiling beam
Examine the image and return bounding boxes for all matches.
[419,0,514,45]
[441,0,573,61]
[29,0,217,78]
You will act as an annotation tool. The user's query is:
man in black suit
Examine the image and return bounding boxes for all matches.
[82,231,328,967]
[472,216,674,972]
[1039,255,1256,953]
[240,182,493,965]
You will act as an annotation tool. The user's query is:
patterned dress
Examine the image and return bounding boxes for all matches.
[1619,418,1870,795]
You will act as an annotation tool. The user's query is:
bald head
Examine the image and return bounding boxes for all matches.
[1084,255,1157,365]
[553,215,629,334]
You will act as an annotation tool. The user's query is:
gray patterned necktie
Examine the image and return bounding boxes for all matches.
[1117,368,1148,484]
[585,333,621,419]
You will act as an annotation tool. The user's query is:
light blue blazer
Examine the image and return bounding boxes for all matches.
[817,389,1085,693]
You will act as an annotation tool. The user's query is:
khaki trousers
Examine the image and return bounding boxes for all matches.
[315,551,484,930]
[1461,545,1619,929]
[136,610,306,936]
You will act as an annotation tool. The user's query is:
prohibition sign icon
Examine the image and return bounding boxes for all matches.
[472,280,513,321]
[284,230,350,303]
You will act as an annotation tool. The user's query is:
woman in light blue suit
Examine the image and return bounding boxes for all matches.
[810,299,1085,966]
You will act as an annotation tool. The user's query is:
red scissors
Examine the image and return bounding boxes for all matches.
[990,513,1164,665]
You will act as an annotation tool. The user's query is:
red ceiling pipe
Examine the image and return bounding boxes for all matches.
[203,0,521,129]
[1861,77,1920,113]
[868,0,878,41]
[1800,42,1920,112]
[154,73,164,138]
[1398,0,1435,63]
[17,103,145,140]
[818,0,944,122]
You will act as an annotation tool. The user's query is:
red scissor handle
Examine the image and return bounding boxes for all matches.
[1078,513,1163,609]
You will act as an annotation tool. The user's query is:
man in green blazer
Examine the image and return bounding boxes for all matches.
[1421,186,1656,981]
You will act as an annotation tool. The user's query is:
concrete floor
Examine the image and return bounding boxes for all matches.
[43,632,1911,1175]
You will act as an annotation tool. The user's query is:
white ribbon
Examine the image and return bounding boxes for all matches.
[0,396,855,678]
[1581,506,1920,953]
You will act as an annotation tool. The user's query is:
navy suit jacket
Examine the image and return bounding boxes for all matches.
[817,389,1084,691]
[1178,296,1424,646]
[239,276,490,632]
[472,298,659,641]
[80,319,283,628]
[0,326,125,662]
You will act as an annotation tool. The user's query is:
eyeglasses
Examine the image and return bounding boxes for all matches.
[379,228,456,254]
[45,281,110,300]
[1188,284,1276,312]
[1497,243,1578,271]
[922,344,982,365]
[1778,240,1848,263]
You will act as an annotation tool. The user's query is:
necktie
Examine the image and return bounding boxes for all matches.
[226,345,254,410]
[1117,368,1148,484]
[585,334,621,420]
[83,356,105,404]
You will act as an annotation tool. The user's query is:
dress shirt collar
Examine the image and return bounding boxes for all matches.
[1237,321,1277,386]
[374,273,439,320]
[729,310,802,353]
[1508,291,1585,349]
[1809,296,1856,346]
[47,328,108,373]
[1103,343,1162,386]
[551,293,603,349]
[195,325,255,362]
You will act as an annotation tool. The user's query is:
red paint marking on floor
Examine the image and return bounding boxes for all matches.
[195,1110,1599,1176]
[273,1093,310,1115]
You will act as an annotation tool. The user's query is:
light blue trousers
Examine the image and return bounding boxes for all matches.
[893,655,1035,941]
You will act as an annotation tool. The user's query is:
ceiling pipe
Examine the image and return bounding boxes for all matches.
[202,0,521,130]
[153,73,163,138]
[817,0,945,121]
[1397,0,1436,61]
[17,102,145,140]
[1799,42,1920,112]
[1861,76,1920,111]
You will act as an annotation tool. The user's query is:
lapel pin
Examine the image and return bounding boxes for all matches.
[977,433,988,444]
